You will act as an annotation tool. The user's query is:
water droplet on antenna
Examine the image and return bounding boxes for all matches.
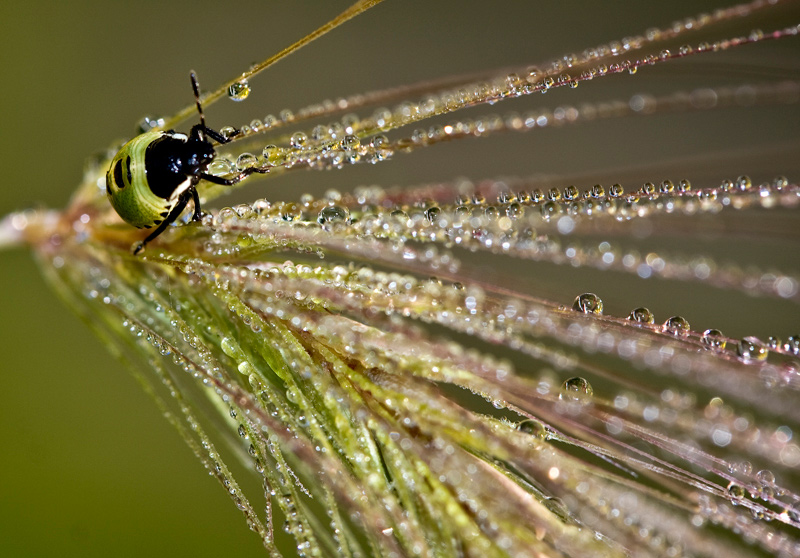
[228,79,251,102]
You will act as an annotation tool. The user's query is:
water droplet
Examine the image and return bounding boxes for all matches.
[563,185,580,200]
[560,377,594,400]
[628,307,654,324]
[641,182,656,195]
[736,175,752,190]
[609,184,624,197]
[290,132,308,149]
[517,419,547,439]
[136,115,165,134]
[766,336,782,350]
[756,469,775,486]
[208,158,235,177]
[220,126,238,141]
[424,206,441,223]
[727,482,746,500]
[262,144,281,164]
[318,205,350,226]
[572,293,603,314]
[228,79,251,102]
[737,337,768,362]
[340,135,360,151]
[663,316,690,336]
[702,329,726,349]
[784,336,800,355]
[236,152,259,170]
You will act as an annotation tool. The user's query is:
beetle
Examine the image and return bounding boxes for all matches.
[105,72,266,254]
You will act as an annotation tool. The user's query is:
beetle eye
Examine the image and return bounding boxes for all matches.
[113,159,125,189]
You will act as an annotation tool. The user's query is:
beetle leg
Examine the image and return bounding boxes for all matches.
[190,123,240,145]
[199,166,269,186]
[133,193,191,254]
[190,186,203,221]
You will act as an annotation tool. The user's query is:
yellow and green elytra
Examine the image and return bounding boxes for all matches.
[105,72,268,254]
[105,130,187,230]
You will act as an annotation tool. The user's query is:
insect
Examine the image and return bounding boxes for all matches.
[105,72,267,254]
[104,1,382,254]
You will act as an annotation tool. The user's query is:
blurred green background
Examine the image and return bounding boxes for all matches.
[0,1,798,556]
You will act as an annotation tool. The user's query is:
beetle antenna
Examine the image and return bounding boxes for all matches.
[190,71,206,141]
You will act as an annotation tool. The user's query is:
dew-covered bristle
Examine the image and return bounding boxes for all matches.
[8,0,800,556]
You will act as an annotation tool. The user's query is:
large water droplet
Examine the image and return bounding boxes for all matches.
[517,419,547,439]
[560,377,594,400]
[628,307,654,324]
[572,293,603,314]
[236,153,259,170]
[318,205,350,226]
[228,79,251,102]
[290,132,308,149]
[662,316,690,336]
[702,329,726,349]
[737,337,768,362]
[727,482,746,501]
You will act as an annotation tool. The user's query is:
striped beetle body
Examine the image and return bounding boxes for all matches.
[105,72,266,254]
[105,130,213,230]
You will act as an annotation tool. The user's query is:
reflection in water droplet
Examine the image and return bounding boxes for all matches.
[318,205,351,226]
[727,482,746,501]
[228,79,251,101]
[702,329,726,349]
[290,132,308,149]
[628,307,654,324]
[737,337,768,362]
[236,153,259,170]
[424,206,441,223]
[756,469,775,486]
[517,419,547,439]
[572,293,603,314]
[560,377,594,400]
[208,158,236,177]
[662,316,690,336]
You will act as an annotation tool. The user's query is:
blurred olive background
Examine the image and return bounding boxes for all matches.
[0,1,797,556]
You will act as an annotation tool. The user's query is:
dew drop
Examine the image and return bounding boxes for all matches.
[424,206,441,223]
[563,185,580,201]
[663,316,690,336]
[727,482,746,501]
[290,132,308,149]
[609,183,624,197]
[701,329,726,349]
[784,336,800,355]
[228,79,251,102]
[572,293,603,315]
[736,175,752,191]
[262,145,281,164]
[340,135,360,151]
[628,307,654,324]
[318,205,350,226]
[756,469,775,486]
[737,337,768,362]
[560,377,594,400]
[236,153,259,170]
[208,158,236,177]
[517,419,547,439]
